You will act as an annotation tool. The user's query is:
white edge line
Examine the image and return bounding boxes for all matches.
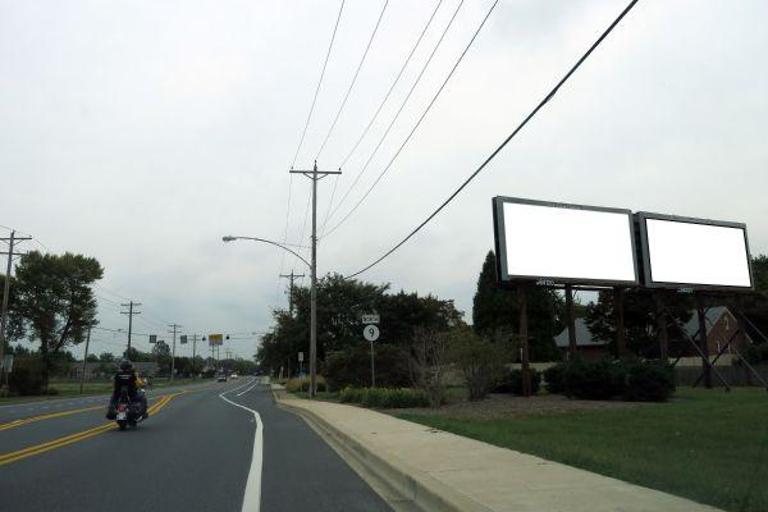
[220,379,263,512]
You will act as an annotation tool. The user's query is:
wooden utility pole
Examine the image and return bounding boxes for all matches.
[120,301,142,356]
[279,270,305,316]
[79,327,92,394]
[168,324,181,382]
[290,161,341,398]
[0,230,32,390]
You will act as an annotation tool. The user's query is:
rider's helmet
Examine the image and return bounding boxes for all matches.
[119,359,134,372]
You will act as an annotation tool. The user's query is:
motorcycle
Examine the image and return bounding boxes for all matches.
[113,386,145,431]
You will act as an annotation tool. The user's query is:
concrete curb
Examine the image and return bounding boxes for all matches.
[272,389,493,512]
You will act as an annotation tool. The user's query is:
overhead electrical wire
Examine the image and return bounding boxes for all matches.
[290,0,346,169]
[315,0,390,161]
[323,0,496,239]
[320,0,445,235]
[278,0,345,303]
[344,0,641,279]
[321,0,465,232]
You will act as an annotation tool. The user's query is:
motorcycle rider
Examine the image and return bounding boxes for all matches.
[107,359,148,420]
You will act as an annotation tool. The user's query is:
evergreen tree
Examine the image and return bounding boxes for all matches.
[472,251,562,361]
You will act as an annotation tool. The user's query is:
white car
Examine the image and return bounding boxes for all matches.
[230,373,239,380]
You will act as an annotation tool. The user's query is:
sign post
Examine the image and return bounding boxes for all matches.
[298,351,304,378]
[362,315,380,388]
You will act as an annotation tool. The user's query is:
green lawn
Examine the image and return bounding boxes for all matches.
[399,387,768,512]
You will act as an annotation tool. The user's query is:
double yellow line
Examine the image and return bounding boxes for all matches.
[0,405,103,432]
[0,392,182,467]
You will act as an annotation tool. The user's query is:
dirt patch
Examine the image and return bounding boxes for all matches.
[387,393,647,420]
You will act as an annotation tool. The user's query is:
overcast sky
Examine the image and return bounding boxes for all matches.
[2,0,766,359]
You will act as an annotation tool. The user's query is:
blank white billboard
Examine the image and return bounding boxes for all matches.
[494,198,637,285]
[643,217,752,288]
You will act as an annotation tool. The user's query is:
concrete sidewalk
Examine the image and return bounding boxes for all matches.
[274,389,722,512]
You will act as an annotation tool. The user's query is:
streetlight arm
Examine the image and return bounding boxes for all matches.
[222,236,311,268]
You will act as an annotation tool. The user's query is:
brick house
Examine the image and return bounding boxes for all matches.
[554,318,610,360]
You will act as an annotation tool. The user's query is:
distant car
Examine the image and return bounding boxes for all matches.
[230,373,239,380]
[216,374,228,382]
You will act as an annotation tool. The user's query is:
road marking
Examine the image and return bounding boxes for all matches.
[236,382,260,397]
[0,392,182,467]
[219,380,263,512]
[0,405,103,432]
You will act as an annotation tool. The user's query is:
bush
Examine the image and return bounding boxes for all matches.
[8,356,46,396]
[550,358,675,402]
[285,375,326,393]
[339,387,429,408]
[324,344,410,392]
[543,362,567,394]
[496,368,541,395]
[564,358,627,400]
[623,360,675,402]
[449,327,510,401]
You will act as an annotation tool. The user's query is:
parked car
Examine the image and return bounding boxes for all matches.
[216,374,228,382]
[230,373,239,380]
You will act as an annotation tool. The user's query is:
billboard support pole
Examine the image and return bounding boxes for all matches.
[696,296,712,388]
[517,284,531,397]
[565,285,577,358]
[654,292,669,361]
[614,288,627,357]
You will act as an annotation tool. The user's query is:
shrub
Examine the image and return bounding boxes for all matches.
[324,344,410,391]
[339,387,429,408]
[497,368,541,395]
[285,375,326,393]
[563,358,626,400]
[623,360,675,402]
[8,356,46,396]
[448,327,510,401]
[543,362,567,394]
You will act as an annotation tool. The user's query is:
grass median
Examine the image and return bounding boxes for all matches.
[398,387,768,512]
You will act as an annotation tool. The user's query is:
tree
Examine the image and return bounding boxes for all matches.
[152,341,172,376]
[257,273,463,376]
[472,251,563,361]
[585,289,693,358]
[9,251,103,388]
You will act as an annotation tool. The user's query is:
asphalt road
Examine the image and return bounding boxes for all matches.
[0,379,391,512]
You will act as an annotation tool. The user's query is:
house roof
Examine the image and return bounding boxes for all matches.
[681,306,729,338]
[554,318,609,348]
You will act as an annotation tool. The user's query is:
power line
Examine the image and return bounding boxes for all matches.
[322,0,466,231]
[315,0,389,161]
[290,0,346,169]
[323,0,496,238]
[320,0,445,235]
[344,0,641,279]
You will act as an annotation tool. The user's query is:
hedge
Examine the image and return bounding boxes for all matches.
[339,387,429,408]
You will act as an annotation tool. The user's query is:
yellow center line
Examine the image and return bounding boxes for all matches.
[0,405,104,432]
[0,391,184,467]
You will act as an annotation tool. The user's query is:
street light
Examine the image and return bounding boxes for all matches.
[222,234,319,398]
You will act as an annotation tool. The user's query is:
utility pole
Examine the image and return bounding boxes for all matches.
[290,161,341,398]
[279,270,305,316]
[168,324,181,382]
[79,327,92,394]
[192,334,198,378]
[120,301,142,356]
[0,230,32,390]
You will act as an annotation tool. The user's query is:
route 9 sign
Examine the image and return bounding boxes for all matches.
[363,325,380,342]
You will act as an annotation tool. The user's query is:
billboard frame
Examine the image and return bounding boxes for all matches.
[636,211,754,292]
[493,196,640,288]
